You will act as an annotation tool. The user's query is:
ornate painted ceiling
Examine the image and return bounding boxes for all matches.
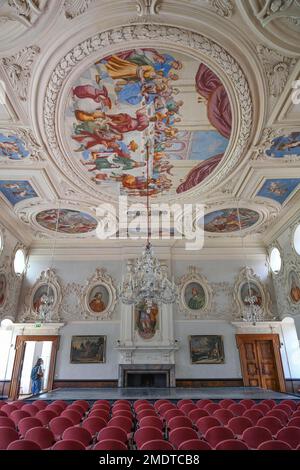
[0,0,299,247]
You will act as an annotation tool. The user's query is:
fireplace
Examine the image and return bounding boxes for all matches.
[119,364,176,387]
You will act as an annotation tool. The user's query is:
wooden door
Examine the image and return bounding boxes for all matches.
[9,335,60,400]
[236,334,286,392]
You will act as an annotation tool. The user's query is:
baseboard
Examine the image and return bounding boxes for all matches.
[175,378,244,387]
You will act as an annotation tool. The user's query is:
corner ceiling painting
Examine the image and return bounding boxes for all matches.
[0,131,30,161]
[36,209,98,234]
[266,132,300,158]
[257,179,300,205]
[64,48,232,198]
[0,180,37,205]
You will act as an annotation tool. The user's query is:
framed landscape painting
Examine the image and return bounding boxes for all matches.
[70,335,106,363]
[189,335,224,364]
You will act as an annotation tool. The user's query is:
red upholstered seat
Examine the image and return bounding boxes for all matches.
[139,416,164,431]
[0,410,7,417]
[164,408,184,423]
[46,404,63,415]
[140,439,174,450]
[219,399,236,409]
[82,417,107,436]
[178,439,212,450]
[73,400,90,412]
[257,416,283,436]
[258,440,292,450]
[188,408,209,424]
[288,417,300,428]
[169,427,198,449]
[204,403,221,415]
[251,403,270,414]
[25,426,55,449]
[35,409,57,425]
[1,404,17,416]
[18,417,43,437]
[62,426,93,446]
[179,404,197,416]
[51,400,68,410]
[276,426,300,449]
[0,427,19,449]
[7,439,41,450]
[21,404,39,416]
[97,426,127,444]
[93,400,110,407]
[32,400,48,410]
[215,439,249,450]
[154,400,170,411]
[52,439,86,450]
[196,416,221,435]
[241,426,272,449]
[242,409,264,425]
[49,416,73,439]
[10,410,30,425]
[280,400,297,411]
[227,416,254,437]
[196,399,213,409]
[88,409,109,421]
[0,417,15,429]
[228,403,246,416]
[213,409,234,425]
[134,400,150,410]
[61,409,82,425]
[177,399,194,409]
[134,426,163,449]
[93,439,127,450]
[239,399,255,409]
[266,409,289,425]
[204,426,235,448]
[168,416,193,430]
[260,399,276,409]
[108,416,132,434]
[67,404,86,416]
[157,403,177,417]
[273,404,293,416]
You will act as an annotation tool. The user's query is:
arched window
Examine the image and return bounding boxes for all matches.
[13,248,26,275]
[293,224,300,256]
[269,247,282,274]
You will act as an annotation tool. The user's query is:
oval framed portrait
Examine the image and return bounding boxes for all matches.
[183,281,206,311]
[0,273,7,308]
[288,270,300,304]
[87,284,110,315]
[32,283,57,315]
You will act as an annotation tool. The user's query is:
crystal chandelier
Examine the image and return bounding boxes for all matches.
[119,143,177,310]
[236,206,264,326]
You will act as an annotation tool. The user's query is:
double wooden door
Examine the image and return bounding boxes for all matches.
[236,334,286,392]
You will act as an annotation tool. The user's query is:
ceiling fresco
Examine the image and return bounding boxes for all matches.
[257,179,300,205]
[265,132,300,158]
[35,209,98,234]
[203,209,260,234]
[64,48,231,198]
[0,131,30,161]
[0,180,37,206]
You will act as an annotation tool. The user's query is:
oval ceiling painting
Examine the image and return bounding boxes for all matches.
[64,48,232,197]
[203,208,260,233]
[36,209,98,234]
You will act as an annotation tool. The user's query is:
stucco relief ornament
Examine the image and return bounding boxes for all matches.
[63,0,94,19]
[20,269,62,322]
[207,0,234,17]
[256,45,297,97]
[1,45,40,101]
[0,0,44,26]
[177,266,213,319]
[256,0,300,26]
[80,268,117,320]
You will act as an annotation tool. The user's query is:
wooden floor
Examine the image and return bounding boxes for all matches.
[27,386,300,402]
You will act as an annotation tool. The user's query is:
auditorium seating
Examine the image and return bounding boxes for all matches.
[0,397,300,450]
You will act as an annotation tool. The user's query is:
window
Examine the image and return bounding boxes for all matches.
[293,224,300,256]
[13,248,26,275]
[269,247,282,274]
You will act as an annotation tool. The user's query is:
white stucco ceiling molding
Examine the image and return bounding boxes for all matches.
[0,0,60,55]
[42,24,253,204]
[236,0,300,56]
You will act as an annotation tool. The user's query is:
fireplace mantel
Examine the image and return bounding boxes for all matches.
[118,364,176,387]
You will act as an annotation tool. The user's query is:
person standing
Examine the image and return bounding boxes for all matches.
[30,358,44,396]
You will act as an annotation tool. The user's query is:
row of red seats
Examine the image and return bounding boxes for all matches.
[1,398,300,450]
